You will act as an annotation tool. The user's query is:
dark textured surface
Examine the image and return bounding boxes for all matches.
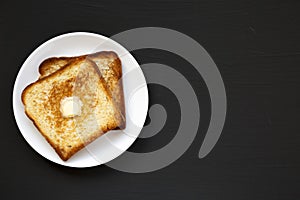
[1,0,300,199]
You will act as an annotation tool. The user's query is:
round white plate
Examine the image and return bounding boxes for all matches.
[13,32,148,168]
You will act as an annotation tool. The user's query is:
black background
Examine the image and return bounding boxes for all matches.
[1,0,300,199]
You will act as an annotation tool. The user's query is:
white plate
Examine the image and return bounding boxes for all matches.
[12,32,148,168]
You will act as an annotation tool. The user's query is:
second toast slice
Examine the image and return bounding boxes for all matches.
[39,51,126,129]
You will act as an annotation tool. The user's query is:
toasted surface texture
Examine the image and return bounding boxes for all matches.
[22,58,119,161]
[39,51,126,129]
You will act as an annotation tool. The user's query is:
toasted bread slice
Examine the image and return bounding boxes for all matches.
[39,51,125,129]
[22,58,119,161]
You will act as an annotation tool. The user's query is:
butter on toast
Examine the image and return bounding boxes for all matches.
[39,51,125,129]
[22,58,120,161]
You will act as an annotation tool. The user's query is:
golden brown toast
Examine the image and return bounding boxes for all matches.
[22,58,120,161]
[39,51,125,129]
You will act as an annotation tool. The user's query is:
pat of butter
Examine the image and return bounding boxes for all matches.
[60,96,82,117]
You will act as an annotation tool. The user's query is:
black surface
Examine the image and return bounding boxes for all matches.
[1,0,300,199]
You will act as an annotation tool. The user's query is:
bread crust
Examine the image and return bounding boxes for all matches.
[22,58,119,161]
